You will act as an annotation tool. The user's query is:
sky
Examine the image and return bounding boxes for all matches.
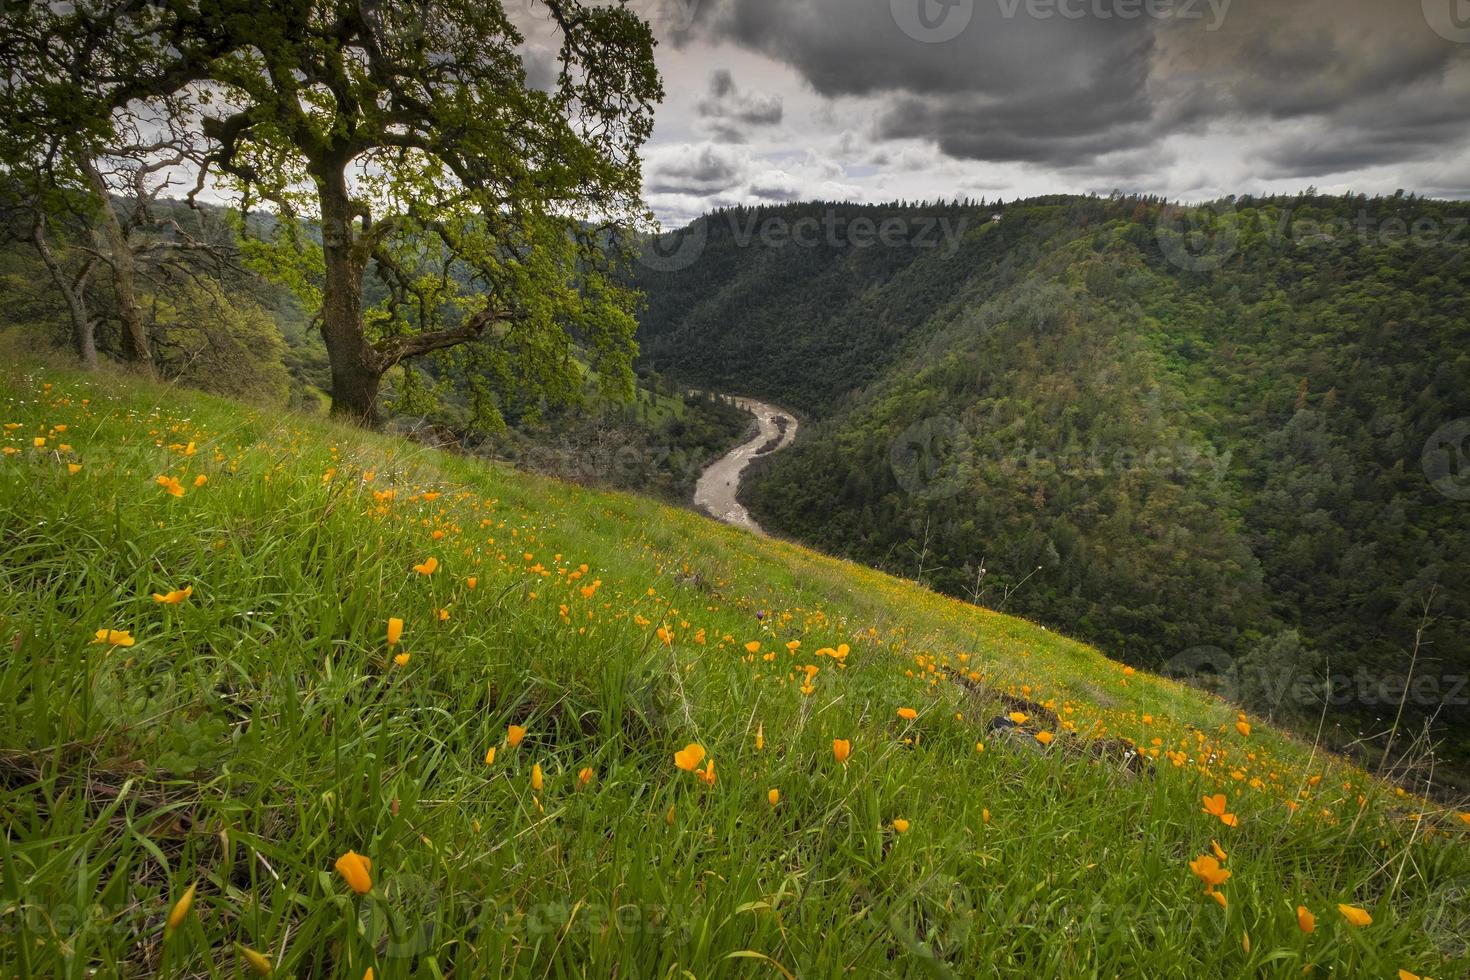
[519,0,1470,227]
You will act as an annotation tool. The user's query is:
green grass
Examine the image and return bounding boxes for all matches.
[1,366,1467,978]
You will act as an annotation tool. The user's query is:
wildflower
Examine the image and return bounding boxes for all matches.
[674,743,706,771]
[1236,720,1251,737]
[237,944,274,975]
[1008,711,1028,725]
[1457,812,1470,827]
[1202,793,1239,827]
[578,767,593,789]
[897,707,918,721]
[768,788,779,806]
[833,738,852,764]
[68,463,82,474]
[893,819,910,834]
[1296,906,1315,933]
[387,617,403,646]
[93,628,135,647]
[1209,890,1227,909]
[33,436,45,448]
[1188,854,1231,889]
[193,474,207,488]
[413,557,438,575]
[1211,840,1228,862]
[975,741,985,753]
[531,763,544,792]
[467,577,477,589]
[755,722,765,751]
[393,653,410,667]
[166,883,196,932]
[156,474,185,497]
[1035,731,1054,746]
[982,809,991,823]
[484,747,496,766]
[665,804,675,826]
[152,586,193,604]
[696,758,716,786]
[657,625,674,645]
[1337,904,1372,927]
[745,641,761,653]
[334,850,373,894]
[507,725,526,747]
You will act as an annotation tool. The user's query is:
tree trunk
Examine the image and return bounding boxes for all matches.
[30,215,97,370]
[79,156,152,374]
[317,168,382,426]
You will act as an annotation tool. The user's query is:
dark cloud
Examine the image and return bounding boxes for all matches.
[644,143,750,195]
[684,0,1470,174]
[696,69,784,129]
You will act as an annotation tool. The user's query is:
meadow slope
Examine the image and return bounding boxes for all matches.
[1,368,1467,978]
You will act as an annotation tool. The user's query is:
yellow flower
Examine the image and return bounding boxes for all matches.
[1008,711,1028,725]
[1211,840,1228,862]
[1296,905,1315,933]
[896,707,918,721]
[393,652,410,667]
[1337,904,1372,927]
[32,436,45,448]
[507,725,526,747]
[166,882,196,931]
[755,722,765,751]
[93,628,135,647]
[466,576,478,589]
[893,818,910,834]
[387,617,403,646]
[982,808,991,823]
[1398,970,1423,980]
[696,757,716,786]
[1201,793,1239,827]
[237,944,273,975]
[156,474,185,497]
[67,463,82,474]
[832,738,852,764]
[1188,854,1231,889]
[1209,890,1227,909]
[768,788,780,806]
[484,747,496,766]
[334,850,373,895]
[193,474,207,488]
[674,743,706,772]
[1034,731,1054,746]
[745,641,761,653]
[975,741,985,753]
[152,586,193,604]
[578,767,594,789]
[665,804,675,826]
[1235,720,1251,737]
[531,763,544,791]
[413,557,438,575]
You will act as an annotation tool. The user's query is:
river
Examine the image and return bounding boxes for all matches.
[692,397,798,535]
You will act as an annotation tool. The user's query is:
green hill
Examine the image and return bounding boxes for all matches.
[632,193,1470,782]
[2,365,1467,977]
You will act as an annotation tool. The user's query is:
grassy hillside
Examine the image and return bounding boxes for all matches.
[2,367,1468,978]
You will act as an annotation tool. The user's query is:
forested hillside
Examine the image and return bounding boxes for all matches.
[633,193,1470,780]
